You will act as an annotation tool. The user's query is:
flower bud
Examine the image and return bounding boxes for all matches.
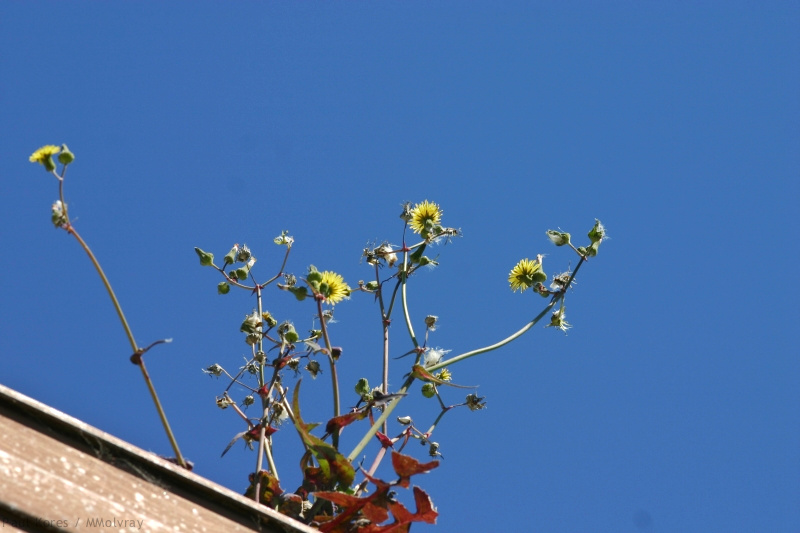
[278,321,298,343]
[242,395,255,407]
[261,312,278,328]
[306,265,322,284]
[223,244,239,267]
[57,144,75,165]
[194,247,215,267]
[421,383,436,398]
[588,219,606,244]
[355,378,371,398]
[217,282,230,294]
[546,230,571,246]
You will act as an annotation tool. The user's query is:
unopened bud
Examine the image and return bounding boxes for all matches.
[223,244,239,266]
[57,144,75,165]
[194,247,215,267]
[546,230,571,246]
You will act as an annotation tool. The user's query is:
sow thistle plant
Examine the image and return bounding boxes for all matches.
[31,145,606,531]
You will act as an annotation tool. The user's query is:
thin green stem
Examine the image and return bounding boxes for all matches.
[400,251,420,350]
[426,298,557,372]
[317,297,340,419]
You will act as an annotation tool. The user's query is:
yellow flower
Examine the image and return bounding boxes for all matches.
[319,271,351,304]
[29,145,61,171]
[508,257,547,292]
[408,200,442,234]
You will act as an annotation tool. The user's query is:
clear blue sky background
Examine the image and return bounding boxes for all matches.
[2,3,798,532]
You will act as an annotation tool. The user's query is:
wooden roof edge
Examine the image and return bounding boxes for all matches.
[0,382,319,533]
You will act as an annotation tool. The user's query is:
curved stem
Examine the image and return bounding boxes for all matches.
[400,251,420,350]
[427,298,557,372]
[67,226,138,353]
[65,225,186,468]
[428,256,585,372]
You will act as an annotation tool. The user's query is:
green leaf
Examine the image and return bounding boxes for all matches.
[291,382,355,491]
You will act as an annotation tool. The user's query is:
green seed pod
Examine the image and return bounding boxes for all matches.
[421,383,436,398]
[217,282,230,294]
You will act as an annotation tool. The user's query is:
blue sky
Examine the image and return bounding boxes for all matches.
[2,3,798,532]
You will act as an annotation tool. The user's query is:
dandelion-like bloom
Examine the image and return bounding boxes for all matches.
[508,257,546,292]
[29,145,61,171]
[408,200,442,234]
[319,271,351,304]
[29,145,61,165]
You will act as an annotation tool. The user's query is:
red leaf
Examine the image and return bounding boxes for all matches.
[391,451,439,488]
[314,491,361,508]
[387,499,413,523]
[325,409,368,434]
[362,499,390,523]
[411,486,438,524]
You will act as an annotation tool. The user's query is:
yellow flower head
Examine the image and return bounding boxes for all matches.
[29,145,61,171]
[408,200,443,234]
[319,271,351,304]
[508,257,547,293]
